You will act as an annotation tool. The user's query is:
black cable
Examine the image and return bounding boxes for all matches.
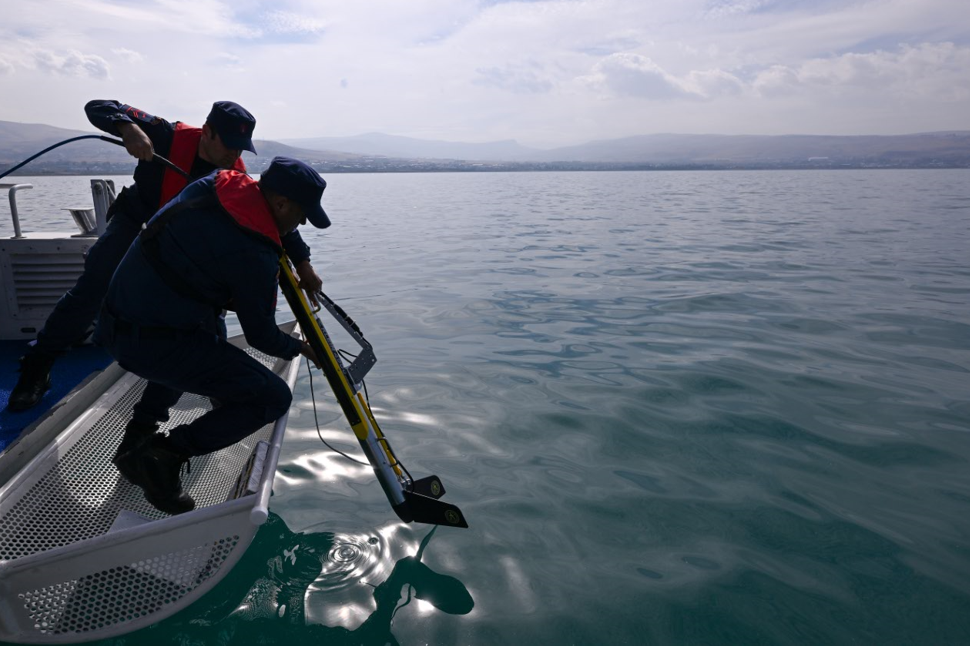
[0,135,104,181]
[336,348,373,410]
[99,136,189,178]
[306,334,415,485]
[306,354,415,483]
[0,134,189,182]
[316,290,364,337]
[305,356,368,465]
[334,348,411,479]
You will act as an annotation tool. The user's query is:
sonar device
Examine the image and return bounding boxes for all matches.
[278,257,468,529]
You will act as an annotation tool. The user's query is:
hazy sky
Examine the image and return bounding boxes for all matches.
[0,0,967,147]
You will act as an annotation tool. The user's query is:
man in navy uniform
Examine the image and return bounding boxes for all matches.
[97,157,329,515]
[7,101,323,411]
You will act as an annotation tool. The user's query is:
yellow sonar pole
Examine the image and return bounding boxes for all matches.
[278,256,468,528]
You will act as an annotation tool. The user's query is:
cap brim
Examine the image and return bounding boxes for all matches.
[219,133,257,154]
[306,203,330,229]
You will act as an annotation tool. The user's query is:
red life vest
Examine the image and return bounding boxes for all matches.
[213,170,282,250]
[158,122,248,207]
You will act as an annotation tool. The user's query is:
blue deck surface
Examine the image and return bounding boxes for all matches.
[0,341,112,453]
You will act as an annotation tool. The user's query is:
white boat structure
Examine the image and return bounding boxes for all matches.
[0,179,301,642]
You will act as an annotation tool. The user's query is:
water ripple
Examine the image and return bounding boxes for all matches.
[7,170,970,645]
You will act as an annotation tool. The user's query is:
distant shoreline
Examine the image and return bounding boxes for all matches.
[4,122,969,176]
[3,161,969,177]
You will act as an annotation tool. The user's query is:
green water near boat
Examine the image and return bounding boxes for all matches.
[2,169,969,645]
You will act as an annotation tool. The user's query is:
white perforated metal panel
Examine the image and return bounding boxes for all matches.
[0,340,299,643]
[0,347,281,562]
[19,536,239,636]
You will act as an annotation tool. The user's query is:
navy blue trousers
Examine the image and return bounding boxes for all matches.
[98,322,292,456]
[32,212,142,358]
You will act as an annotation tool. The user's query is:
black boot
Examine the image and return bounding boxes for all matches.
[7,354,55,412]
[116,434,196,515]
[112,420,159,481]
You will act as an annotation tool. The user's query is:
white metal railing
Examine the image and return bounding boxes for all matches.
[1,183,33,239]
[2,180,116,239]
[90,179,116,235]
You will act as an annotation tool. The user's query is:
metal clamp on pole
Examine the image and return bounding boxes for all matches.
[314,291,378,385]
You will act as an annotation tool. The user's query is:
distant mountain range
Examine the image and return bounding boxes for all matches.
[282,130,970,165]
[528,132,970,164]
[279,132,536,162]
[2,120,969,175]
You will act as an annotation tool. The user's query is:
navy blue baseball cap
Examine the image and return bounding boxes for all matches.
[207,101,257,154]
[260,156,330,229]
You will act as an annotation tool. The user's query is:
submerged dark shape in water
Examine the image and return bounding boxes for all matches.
[109,514,472,645]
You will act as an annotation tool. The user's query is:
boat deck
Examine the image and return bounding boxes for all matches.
[1,340,112,454]
[1,359,276,560]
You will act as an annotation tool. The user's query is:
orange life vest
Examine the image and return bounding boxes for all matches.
[213,170,282,250]
[158,122,248,207]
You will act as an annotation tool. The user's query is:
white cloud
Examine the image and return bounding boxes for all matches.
[755,42,970,101]
[582,53,743,101]
[686,68,745,97]
[705,0,770,19]
[0,0,968,144]
[752,64,799,96]
[33,49,109,79]
[474,63,554,94]
[217,52,243,65]
[264,10,326,35]
[111,48,144,64]
[215,52,246,73]
[107,0,261,38]
[711,0,970,63]
[584,54,697,100]
[577,31,647,57]
[5,0,250,39]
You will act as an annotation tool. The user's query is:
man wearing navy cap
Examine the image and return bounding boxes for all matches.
[96,157,330,514]
[8,101,324,412]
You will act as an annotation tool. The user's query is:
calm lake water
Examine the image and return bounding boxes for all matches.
[2,170,970,645]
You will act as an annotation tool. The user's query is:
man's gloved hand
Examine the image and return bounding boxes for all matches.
[118,122,154,161]
[295,259,323,307]
[300,341,323,370]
